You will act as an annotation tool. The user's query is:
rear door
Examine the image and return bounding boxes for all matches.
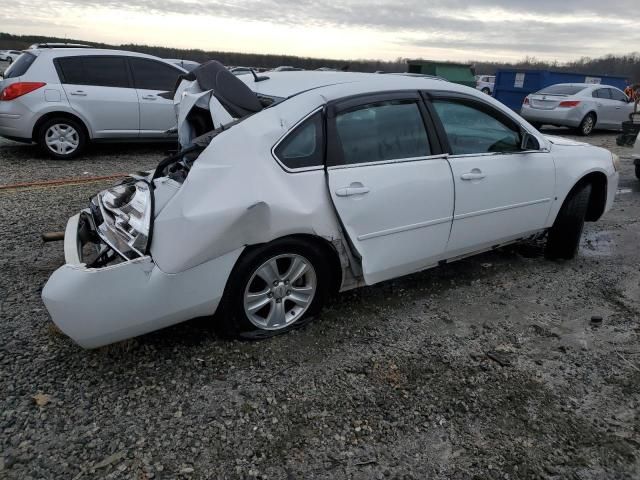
[427,94,555,257]
[592,88,617,127]
[326,92,454,285]
[55,56,139,138]
[128,57,183,137]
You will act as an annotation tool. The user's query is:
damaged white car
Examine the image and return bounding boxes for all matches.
[42,62,620,348]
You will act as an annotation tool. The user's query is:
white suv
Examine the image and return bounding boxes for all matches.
[476,75,495,95]
[0,48,186,159]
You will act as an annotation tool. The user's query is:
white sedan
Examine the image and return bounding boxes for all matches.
[42,63,620,348]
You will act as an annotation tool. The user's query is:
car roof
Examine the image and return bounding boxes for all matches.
[240,70,452,100]
[29,48,186,69]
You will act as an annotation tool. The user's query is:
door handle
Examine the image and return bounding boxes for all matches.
[335,184,370,197]
[461,170,486,181]
[69,91,87,96]
[141,95,157,100]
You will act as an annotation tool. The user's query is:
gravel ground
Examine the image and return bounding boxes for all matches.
[0,79,639,479]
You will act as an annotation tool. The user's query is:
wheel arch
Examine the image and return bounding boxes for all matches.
[32,111,91,142]
[233,234,344,294]
[560,171,608,222]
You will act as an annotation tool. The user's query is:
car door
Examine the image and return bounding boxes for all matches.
[592,88,621,128]
[607,88,634,125]
[55,56,139,138]
[427,94,555,258]
[326,92,455,285]
[128,57,183,137]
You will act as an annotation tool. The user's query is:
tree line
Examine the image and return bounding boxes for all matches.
[1,32,638,80]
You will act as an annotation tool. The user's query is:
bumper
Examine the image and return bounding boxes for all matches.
[42,214,243,348]
[521,105,584,127]
[0,104,36,140]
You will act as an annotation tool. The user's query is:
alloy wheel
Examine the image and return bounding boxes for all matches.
[243,254,317,331]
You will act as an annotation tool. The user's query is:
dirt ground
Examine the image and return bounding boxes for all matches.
[0,61,638,478]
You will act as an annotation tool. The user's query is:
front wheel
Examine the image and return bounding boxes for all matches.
[545,183,592,260]
[216,239,331,339]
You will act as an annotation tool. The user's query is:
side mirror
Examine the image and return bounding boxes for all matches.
[521,131,539,151]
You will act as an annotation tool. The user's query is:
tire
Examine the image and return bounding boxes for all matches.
[216,238,331,339]
[481,87,491,95]
[635,164,640,181]
[578,113,596,136]
[7,57,12,65]
[36,117,87,159]
[545,183,592,260]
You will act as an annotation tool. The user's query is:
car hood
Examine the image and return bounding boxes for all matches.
[544,135,591,147]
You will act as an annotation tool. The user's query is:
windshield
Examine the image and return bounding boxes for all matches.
[536,85,586,96]
[4,52,36,79]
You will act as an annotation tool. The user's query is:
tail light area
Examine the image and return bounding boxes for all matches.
[0,82,46,101]
[523,96,530,106]
[558,100,581,108]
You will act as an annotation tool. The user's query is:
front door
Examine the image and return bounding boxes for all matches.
[428,96,555,257]
[326,93,455,285]
[129,57,183,137]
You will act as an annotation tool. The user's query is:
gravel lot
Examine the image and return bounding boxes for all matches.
[1,61,639,478]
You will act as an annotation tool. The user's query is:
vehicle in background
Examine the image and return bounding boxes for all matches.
[165,59,200,72]
[229,66,254,75]
[633,134,640,180]
[271,66,303,72]
[0,48,186,159]
[407,59,476,87]
[316,67,337,71]
[0,50,23,64]
[521,83,634,136]
[41,66,619,348]
[476,75,495,95]
[493,69,628,112]
[28,43,92,49]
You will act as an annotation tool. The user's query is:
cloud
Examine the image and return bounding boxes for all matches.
[5,0,638,61]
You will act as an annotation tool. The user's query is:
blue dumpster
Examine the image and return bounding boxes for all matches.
[493,69,629,112]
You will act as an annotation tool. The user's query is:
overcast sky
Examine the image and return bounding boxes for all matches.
[2,1,638,62]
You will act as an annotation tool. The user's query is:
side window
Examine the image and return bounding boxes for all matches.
[335,100,431,165]
[593,89,611,99]
[274,111,324,170]
[609,88,628,102]
[57,56,130,88]
[432,99,521,155]
[129,58,182,91]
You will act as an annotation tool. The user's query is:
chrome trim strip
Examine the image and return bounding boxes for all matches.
[454,198,552,220]
[357,216,453,241]
[327,154,449,170]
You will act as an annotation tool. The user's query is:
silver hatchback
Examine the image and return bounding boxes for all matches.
[0,48,186,159]
[521,83,634,136]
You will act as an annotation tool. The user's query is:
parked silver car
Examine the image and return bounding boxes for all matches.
[0,48,186,159]
[521,83,634,136]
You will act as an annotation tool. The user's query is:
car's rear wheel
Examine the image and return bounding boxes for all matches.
[7,57,12,65]
[481,87,491,95]
[578,113,596,136]
[216,239,330,339]
[545,183,592,260]
[37,117,87,159]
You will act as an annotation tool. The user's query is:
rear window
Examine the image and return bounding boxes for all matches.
[4,52,36,79]
[56,56,130,88]
[537,85,586,96]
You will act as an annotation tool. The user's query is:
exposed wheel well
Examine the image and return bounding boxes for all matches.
[563,171,607,222]
[239,234,344,294]
[32,112,90,142]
